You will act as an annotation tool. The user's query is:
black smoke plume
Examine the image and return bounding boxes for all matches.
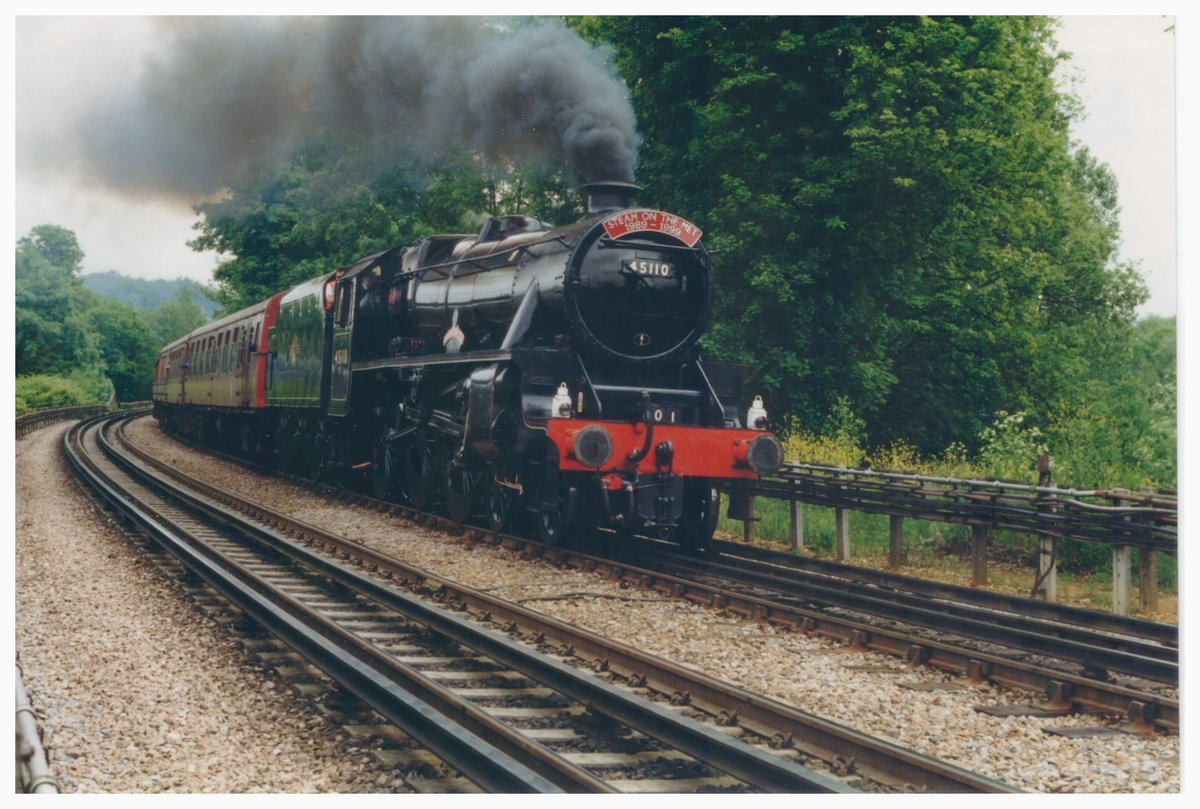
[73,17,640,201]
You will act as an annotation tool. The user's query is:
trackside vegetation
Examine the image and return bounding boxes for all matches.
[16,225,213,411]
[15,17,1174,589]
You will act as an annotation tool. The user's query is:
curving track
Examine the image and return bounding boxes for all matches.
[66,413,1020,794]
[144,414,1178,737]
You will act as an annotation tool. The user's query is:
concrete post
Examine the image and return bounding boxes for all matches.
[1034,454,1057,602]
[1110,492,1134,616]
[1113,544,1133,616]
[790,497,804,553]
[1036,536,1057,602]
[835,508,850,561]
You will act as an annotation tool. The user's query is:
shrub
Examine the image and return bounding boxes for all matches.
[15,374,107,411]
[977,410,1047,483]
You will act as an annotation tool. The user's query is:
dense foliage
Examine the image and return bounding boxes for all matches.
[15,225,211,407]
[574,16,1148,457]
[20,16,1169,491]
[189,152,585,312]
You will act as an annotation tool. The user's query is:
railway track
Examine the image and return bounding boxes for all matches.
[702,537,1178,650]
[623,536,1178,685]
[67,413,1017,793]
[129,414,1179,735]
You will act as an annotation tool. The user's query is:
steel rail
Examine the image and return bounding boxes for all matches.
[102,418,855,794]
[65,415,566,794]
[135,416,1179,733]
[705,537,1178,648]
[567,544,1180,734]
[120,419,1020,793]
[97,415,863,794]
[629,543,1178,683]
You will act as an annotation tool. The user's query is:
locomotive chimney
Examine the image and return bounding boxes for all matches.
[582,181,642,213]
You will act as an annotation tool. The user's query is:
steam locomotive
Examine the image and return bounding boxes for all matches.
[153,182,783,550]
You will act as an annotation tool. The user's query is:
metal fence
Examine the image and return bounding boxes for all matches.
[735,461,1177,616]
[15,404,110,439]
[16,661,59,793]
[754,462,1176,548]
[15,401,152,439]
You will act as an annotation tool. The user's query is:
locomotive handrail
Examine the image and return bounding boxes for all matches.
[351,349,515,372]
[597,236,705,253]
[392,233,572,279]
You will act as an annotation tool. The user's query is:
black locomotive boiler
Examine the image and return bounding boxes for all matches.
[153,182,783,551]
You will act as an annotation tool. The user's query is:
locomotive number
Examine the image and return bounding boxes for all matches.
[652,407,680,424]
[622,259,675,279]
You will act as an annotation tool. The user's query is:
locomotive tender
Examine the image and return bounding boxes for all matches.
[153,182,783,550]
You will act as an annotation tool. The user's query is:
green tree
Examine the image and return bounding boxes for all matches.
[190,144,586,312]
[575,16,1144,453]
[84,297,161,401]
[149,287,210,347]
[16,224,166,405]
[15,225,102,376]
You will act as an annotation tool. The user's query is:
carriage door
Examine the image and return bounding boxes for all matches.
[329,277,354,416]
[237,326,251,407]
[178,347,187,402]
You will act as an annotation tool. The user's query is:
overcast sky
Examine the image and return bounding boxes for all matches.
[11,14,1179,316]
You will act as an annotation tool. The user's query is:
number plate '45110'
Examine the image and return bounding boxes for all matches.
[622,259,675,278]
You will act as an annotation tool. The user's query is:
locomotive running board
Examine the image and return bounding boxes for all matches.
[352,350,514,373]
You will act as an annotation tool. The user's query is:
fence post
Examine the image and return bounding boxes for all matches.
[743,495,756,544]
[888,515,904,570]
[1032,456,1057,602]
[1112,545,1133,616]
[1140,545,1159,613]
[1109,491,1134,616]
[835,508,850,561]
[790,494,805,553]
[971,525,988,586]
[1035,537,1057,602]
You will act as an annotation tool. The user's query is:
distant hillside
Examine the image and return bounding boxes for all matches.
[82,271,221,319]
